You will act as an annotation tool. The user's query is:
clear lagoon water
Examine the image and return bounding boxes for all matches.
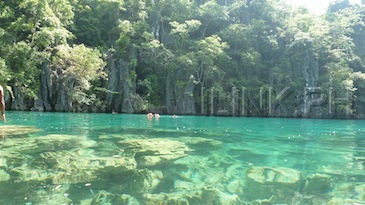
[1,111,365,204]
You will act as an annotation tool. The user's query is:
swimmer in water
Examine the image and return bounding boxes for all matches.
[147,113,153,119]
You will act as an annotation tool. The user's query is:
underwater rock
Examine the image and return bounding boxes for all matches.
[200,186,220,204]
[35,135,97,150]
[43,150,137,183]
[99,133,146,140]
[250,196,275,205]
[0,134,97,155]
[119,194,140,205]
[192,186,241,205]
[319,164,365,178]
[0,125,41,137]
[53,170,97,184]
[226,179,244,195]
[216,191,241,205]
[96,156,137,174]
[174,180,197,191]
[354,184,365,201]
[90,190,139,205]
[0,138,40,154]
[0,169,10,182]
[118,138,192,167]
[11,167,54,183]
[301,173,333,195]
[174,154,229,182]
[142,193,190,205]
[328,182,353,200]
[144,185,241,205]
[13,147,137,184]
[0,158,7,168]
[30,184,73,205]
[177,137,222,148]
[225,163,247,179]
[121,169,163,196]
[225,163,247,195]
[90,190,116,205]
[174,155,202,166]
[245,166,301,201]
[327,197,365,205]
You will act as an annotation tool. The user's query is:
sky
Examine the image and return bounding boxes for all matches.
[285,0,362,15]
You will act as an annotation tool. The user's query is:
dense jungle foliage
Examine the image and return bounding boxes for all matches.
[1,0,365,118]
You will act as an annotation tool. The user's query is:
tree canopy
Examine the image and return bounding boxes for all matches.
[1,0,365,118]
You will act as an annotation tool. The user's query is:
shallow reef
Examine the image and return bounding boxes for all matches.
[0,126,364,204]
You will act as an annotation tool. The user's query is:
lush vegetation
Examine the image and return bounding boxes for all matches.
[1,0,365,118]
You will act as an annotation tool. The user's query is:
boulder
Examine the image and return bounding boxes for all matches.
[245,166,301,201]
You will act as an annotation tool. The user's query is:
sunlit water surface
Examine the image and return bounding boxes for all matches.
[1,111,365,204]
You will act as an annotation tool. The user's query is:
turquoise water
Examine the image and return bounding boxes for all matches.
[1,111,365,204]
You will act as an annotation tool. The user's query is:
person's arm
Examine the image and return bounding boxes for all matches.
[0,86,6,122]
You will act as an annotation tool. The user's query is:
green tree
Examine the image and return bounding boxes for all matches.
[51,44,106,109]
[0,0,74,107]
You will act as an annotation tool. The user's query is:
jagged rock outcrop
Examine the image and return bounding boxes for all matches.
[33,63,72,112]
[165,72,197,115]
[10,84,27,110]
[106,50,140,113]
[33,63,52,111]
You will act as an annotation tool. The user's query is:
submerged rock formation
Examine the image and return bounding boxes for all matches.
[245,166,302,201]
[0,125,41,137]
[118,138,192,167]
[0,124,362,204]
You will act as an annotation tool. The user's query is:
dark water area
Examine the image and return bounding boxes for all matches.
[0,111,365,204]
